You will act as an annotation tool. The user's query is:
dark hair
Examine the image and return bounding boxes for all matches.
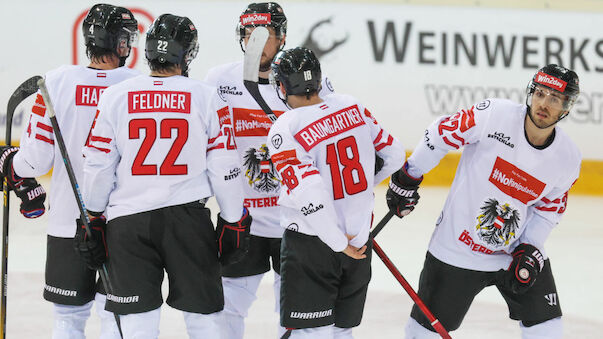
[86,45,118,64]
[147,59,180,75]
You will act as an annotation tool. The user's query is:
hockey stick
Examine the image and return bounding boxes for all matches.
[370,210,394,238]
[372,239,451,338]
[1,75,42,338]
[242,26,278,122]
[37,78,123,338]
[370,212,452,339]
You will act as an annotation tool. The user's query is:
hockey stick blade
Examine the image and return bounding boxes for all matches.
[243,26,268,83]
[5,75,42,143]
[242,26,278,122]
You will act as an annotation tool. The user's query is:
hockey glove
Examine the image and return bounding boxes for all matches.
[499,243,545,294]
[0,146,46,218]
[386,162,422,218]
[73,215,107,270]
[216,207,252,266]
[375,153,384,175]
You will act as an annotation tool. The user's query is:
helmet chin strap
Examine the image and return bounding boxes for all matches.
[117,47,131,67]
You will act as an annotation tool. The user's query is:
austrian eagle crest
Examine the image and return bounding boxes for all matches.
[243,144,280,193]
[475,198,520,247]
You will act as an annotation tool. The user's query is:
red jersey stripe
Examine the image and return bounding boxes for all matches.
[35,134,54,145]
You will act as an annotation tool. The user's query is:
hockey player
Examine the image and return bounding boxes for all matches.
[388,64,581,339]
[81,14,251,338]
[203,3,334,338]
[0,4,139,338]
[266,47,407,338]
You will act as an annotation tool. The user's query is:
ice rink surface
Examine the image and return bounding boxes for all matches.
[2,182,602,338]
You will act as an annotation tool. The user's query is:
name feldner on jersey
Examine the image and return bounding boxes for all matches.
[82,75,244,222]
[267,93,405,252]
[12,65,139,238]
[408,98,581,272]
[205,61,335,238]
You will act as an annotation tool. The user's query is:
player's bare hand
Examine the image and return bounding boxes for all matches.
[342,244,367,260]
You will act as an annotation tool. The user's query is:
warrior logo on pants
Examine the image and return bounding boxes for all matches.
[243,144,281,193]
[475,198,520,247]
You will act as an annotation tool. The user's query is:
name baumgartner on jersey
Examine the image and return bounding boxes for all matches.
[205,60,335,238]
[267,93,405,252]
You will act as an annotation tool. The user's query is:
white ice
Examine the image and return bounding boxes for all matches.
[3,182,602,338]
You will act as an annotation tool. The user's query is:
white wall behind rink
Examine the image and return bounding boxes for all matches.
[1,0,601,159]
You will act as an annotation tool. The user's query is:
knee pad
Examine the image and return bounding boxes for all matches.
[52,301,92,339]
[290,324,334,339]
[521,317,563,339]
[222,273,264,317]
[404,317,440,339]
[183,311,222,339]
[94,293,121,339]
[120,308,160,339]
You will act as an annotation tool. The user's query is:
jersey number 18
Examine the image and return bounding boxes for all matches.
[326,136,367,200]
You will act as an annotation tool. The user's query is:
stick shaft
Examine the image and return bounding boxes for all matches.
[372,240,451,338]
[1,75,42,338]
[37,78,122,337]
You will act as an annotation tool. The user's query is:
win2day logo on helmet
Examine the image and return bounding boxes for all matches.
[240,13,271,25]
[535,72,567,92]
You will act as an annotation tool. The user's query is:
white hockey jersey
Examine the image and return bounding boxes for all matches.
[407,98,581,271]
[12,65,139,238]
[204,61,335,238]
[82,74,244,222]
[267,93,405,252]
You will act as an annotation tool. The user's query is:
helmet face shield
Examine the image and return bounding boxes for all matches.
[269,66,288,104]
[527,84,570,111]
[116,26,139,58]
[238,26,280,52]
[123,25,140,48]
[183,37,199,68]
[526,64,579,126]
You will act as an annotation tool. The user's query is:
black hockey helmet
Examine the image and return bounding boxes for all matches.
[82,4,138,64]
[237,2,287,50]
[271,47,321,97]
[526,64,580,121]
[145,14,199,76]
